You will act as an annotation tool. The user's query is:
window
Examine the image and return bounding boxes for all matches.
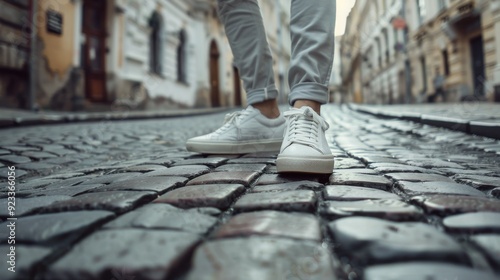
[376,38,382,68]
[177,30,187,83]
[383,29,390,63]
[393,28,399,51]
[442,49,450,76]
[149,11,163,75]
[417,0,426,25]
[438,0,447,11]
[420,56,427,92]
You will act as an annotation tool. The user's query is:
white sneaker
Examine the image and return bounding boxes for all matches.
[186,106,286,154]
[277,106,334,174]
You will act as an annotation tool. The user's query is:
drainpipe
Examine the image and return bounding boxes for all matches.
[29,0,38,111]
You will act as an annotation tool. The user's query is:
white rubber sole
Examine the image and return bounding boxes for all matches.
[276,155,334,174]
[186,139,283,154]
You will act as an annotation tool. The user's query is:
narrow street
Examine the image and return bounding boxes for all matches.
[0,104,499,280]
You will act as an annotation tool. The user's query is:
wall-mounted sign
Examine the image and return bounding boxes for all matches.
[46,10,63,35]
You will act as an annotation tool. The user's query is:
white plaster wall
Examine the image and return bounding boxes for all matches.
[116,0,234,107]
[114,0,290,107]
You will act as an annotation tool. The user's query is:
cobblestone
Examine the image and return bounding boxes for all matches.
[0,195,72,217]
[49,229,200,280]
[104,204,217,234]
[234,190,317,212]
[172,157,228,167]
[101,176,188,194]
[215,163,268,173]
[29,183,105,197]
[395,181,486,196]
[321,199,422,221]
[187,237,336,280]
[470,234,500,268]
[333,157,366,169]
[154,184,245,209]
[364,262,499,280]
[442,212,500,232]
[369,163,443,174]
[186,171,260,187]
[329,173,392,190]
[491,187,500,198]
[215,210,321,241]
[1,104,499,278]
[78,172,142,185]
[44,191,157,213]
[329,217,469,265]
[453,174,500,190]
[384,172,454,182]
[323,185,401,200]
[256,173,321,185]
[0,246,52,280]
[118,164,169,173]
[0,211,114,243]
[412,195,500,215]
[145,165,210,178]
[251,180,324,193]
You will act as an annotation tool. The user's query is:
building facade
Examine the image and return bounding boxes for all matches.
[341,0,500,104]
[0,0,291,111]
[329,35,343,104]
[406,0,500,102]
[0,0,32,109]
[340,0,367,104]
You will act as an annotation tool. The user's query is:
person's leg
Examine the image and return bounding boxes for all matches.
[277,0,336,174]
[186,0,286,154]
[288,0,336,114]
[218,0,280,118]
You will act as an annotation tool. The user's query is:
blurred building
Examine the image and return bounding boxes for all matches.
[0,0,291,111]
[407,0,500,102]
[341,0,500,104]
[340,0,366,104]
[329,35,343,104]
[0,0,31,109]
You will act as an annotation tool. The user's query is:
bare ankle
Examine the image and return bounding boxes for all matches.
[252,99,280,119]
[293,100,321,114]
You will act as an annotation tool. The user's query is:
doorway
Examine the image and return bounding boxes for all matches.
[82,0,107,102]
[470,36,485,97]
[233,66,242,106]
[209,40,220,107]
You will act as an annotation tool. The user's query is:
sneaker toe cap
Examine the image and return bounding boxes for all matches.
[280,143,327,158]
[187,134,213,142]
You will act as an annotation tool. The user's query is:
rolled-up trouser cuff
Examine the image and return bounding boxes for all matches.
[246,85,279,105]
[288,82,329,106]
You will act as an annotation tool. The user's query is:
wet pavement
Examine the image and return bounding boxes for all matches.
[0,104,499,280]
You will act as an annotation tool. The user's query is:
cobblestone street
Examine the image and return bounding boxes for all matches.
[0,104,499,280]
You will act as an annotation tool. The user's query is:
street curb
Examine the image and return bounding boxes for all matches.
[348,103,500,140]
[0,107,231,129]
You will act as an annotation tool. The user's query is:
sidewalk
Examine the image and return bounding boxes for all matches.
[350,103,500,140]
[0,107,230,128]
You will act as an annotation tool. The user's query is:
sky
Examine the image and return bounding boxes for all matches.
[336,1,357,36]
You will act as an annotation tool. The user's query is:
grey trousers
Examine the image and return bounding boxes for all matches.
[217,0,336,106]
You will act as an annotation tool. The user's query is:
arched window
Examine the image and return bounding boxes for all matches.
[376,38,382,68]
[149,11,163,75]
[177,30,187,83]
[383,29,390,63]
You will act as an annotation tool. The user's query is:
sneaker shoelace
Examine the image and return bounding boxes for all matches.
[213,108,252,135]
[283,108,329,147]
